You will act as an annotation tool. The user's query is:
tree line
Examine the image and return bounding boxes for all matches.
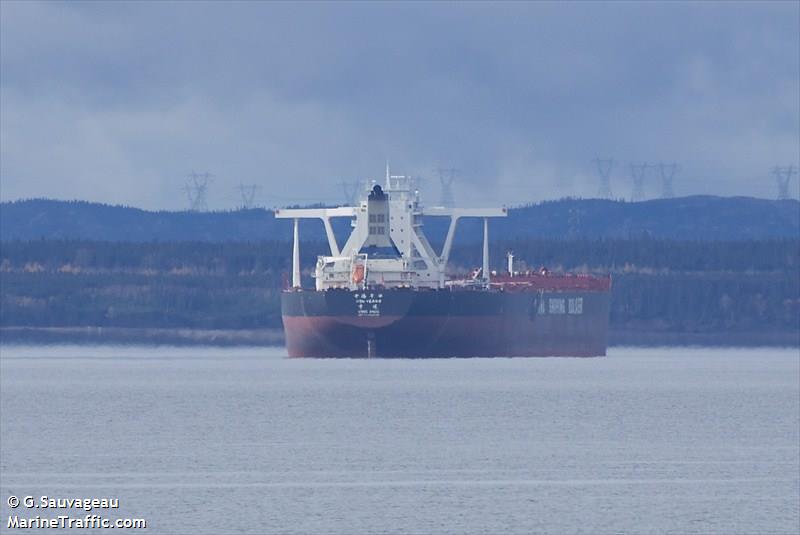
[1,239,798,338]
[2,238,797,274]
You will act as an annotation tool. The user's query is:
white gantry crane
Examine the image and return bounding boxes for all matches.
[275,167,506,290]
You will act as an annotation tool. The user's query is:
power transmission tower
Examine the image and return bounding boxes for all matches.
[183,171,214,211]
[629,163,648,202]
[592,157,614,198]
[772,166,797,200]
[435,167,458,207]
[237,183,259,209]
[658,162,677,198]
[340,180,363,205]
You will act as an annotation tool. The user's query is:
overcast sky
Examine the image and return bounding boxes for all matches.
[1,1,798,209]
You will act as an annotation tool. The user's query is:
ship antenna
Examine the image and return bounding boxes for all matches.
[385,161,390,189]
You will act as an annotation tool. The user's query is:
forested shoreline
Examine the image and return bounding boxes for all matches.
[1,239,798,346]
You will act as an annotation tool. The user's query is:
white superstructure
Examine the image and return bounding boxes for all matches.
[275,166,506,290]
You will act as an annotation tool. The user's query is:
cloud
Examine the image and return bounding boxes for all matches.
[1,1,798,209]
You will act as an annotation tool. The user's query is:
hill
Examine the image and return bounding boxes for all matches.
[1,196,798,243]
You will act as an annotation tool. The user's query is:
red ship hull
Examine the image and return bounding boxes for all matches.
[281,285,610,358]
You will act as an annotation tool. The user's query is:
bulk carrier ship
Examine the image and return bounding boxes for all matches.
[276,168,611,358]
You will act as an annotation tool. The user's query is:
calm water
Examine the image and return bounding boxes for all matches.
[1,346,798,535]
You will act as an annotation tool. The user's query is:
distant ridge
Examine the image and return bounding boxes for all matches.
[1,196,798,242]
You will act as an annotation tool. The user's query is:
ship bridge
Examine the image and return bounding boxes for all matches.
[275,166,506,290]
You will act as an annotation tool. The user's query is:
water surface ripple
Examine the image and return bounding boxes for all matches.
[1,346,798,534]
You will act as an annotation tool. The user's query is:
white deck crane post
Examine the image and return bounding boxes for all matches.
[482,217,490,284]
[421,207,507,286]
[276,206,359,289]
[292,218,300,288]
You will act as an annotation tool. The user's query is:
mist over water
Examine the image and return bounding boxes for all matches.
[1,346,798,534]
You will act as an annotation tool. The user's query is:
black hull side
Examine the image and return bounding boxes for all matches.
[281,288,609,358]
